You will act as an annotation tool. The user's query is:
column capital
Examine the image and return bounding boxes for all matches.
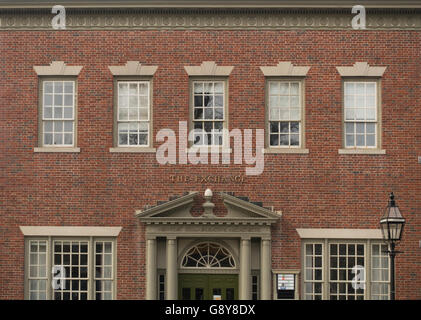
[167,236,177,241]
[240,236,251,241]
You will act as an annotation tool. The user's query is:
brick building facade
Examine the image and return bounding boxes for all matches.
[0,0,420,300]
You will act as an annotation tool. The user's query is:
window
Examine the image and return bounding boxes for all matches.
[251,274,259,300]
[268,81,302,147]
[302,241,390,300]
[28,240,48,300]
[117,81,150,147]
[192,81,225,146]
[344,81,378,148]
[181,242,235,268]
[371,243,390,300]
[41,80,75,146]
[26,238,115,300]
[158,273,165,300]
[303,243,323,300]
[329,243,365,300]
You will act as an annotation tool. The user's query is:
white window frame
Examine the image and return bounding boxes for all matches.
[190,78,229,149]
[328,242,366,300]
[343,80,380,149]
[39,79,77,147]
[116,80,151,148]
[371,243,390,300]
[303,242,324,300]
[266,79,305,149]
[24,236,117,300]
[301,239,390,300]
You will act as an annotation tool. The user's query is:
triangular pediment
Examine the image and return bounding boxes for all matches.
[135,191,281,225]
[135,191,198,219]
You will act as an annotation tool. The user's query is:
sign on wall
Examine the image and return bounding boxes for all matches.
[276,274,295,299]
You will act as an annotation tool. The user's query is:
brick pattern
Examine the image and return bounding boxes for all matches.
[0,30,420,299]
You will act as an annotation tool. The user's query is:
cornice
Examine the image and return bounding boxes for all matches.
[1,1,421,9]
[1,9,421,30]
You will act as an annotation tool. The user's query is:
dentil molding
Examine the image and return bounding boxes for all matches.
[1,10,421,30]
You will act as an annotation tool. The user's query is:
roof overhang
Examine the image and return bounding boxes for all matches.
[1,1,421,9]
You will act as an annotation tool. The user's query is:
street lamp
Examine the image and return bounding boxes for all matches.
[379,192,405,300]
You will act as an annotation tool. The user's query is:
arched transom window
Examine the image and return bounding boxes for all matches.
[181,242,236,268]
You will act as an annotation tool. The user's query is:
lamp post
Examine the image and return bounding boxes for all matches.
[379,192,405,300]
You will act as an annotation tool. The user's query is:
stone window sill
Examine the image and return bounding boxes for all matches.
[263,148,309,154]
[109,147,156,153]
[338,149,386,155]
[34,147,80,153]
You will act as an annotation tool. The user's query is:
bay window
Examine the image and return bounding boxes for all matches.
[303,240,390,300]
[26,237,116,300]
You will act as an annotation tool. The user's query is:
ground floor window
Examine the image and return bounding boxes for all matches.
[303,241,389,300]
[26,237,116,300]
[158,272,165,300]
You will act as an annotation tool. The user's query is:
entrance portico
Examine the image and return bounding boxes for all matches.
[136,190,281,300]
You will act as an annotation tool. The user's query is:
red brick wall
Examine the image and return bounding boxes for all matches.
[0,30,420,299]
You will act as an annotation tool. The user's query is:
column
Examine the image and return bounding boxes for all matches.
[166,237,178,300]
[239,237,251,300]
[260,238,272,300]
[146,238,157,300]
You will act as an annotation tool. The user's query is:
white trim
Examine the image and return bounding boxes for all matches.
[34,147,80,153]
[20,226,122,237]
[338,149,386,155]
[109,147,156,153]
[33,61,83,76]
[263,148,309,154]
[108,61,158,76]
[260,62,310,77]
[336,62,387,77]
[296,228,383,239]
[184,61,234,76]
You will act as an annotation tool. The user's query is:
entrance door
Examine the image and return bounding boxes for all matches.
[178,274,238,300]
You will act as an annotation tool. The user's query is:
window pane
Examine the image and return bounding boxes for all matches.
[345,108,354,120]
[290,82,299,95]
[269,134,278,146]
[290,134,299,146]
[279,134,289,146]
[354,134,362,147]
[64,82,73,94]
[54,82,63,93]
[366,135,375,147]
[44,94,53,106]
[279,83,289,95]
[269,82,279,95]
[139,96,149,108]
[45,82,53,93]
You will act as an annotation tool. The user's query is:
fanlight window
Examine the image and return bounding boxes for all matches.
[181,242,236,268]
